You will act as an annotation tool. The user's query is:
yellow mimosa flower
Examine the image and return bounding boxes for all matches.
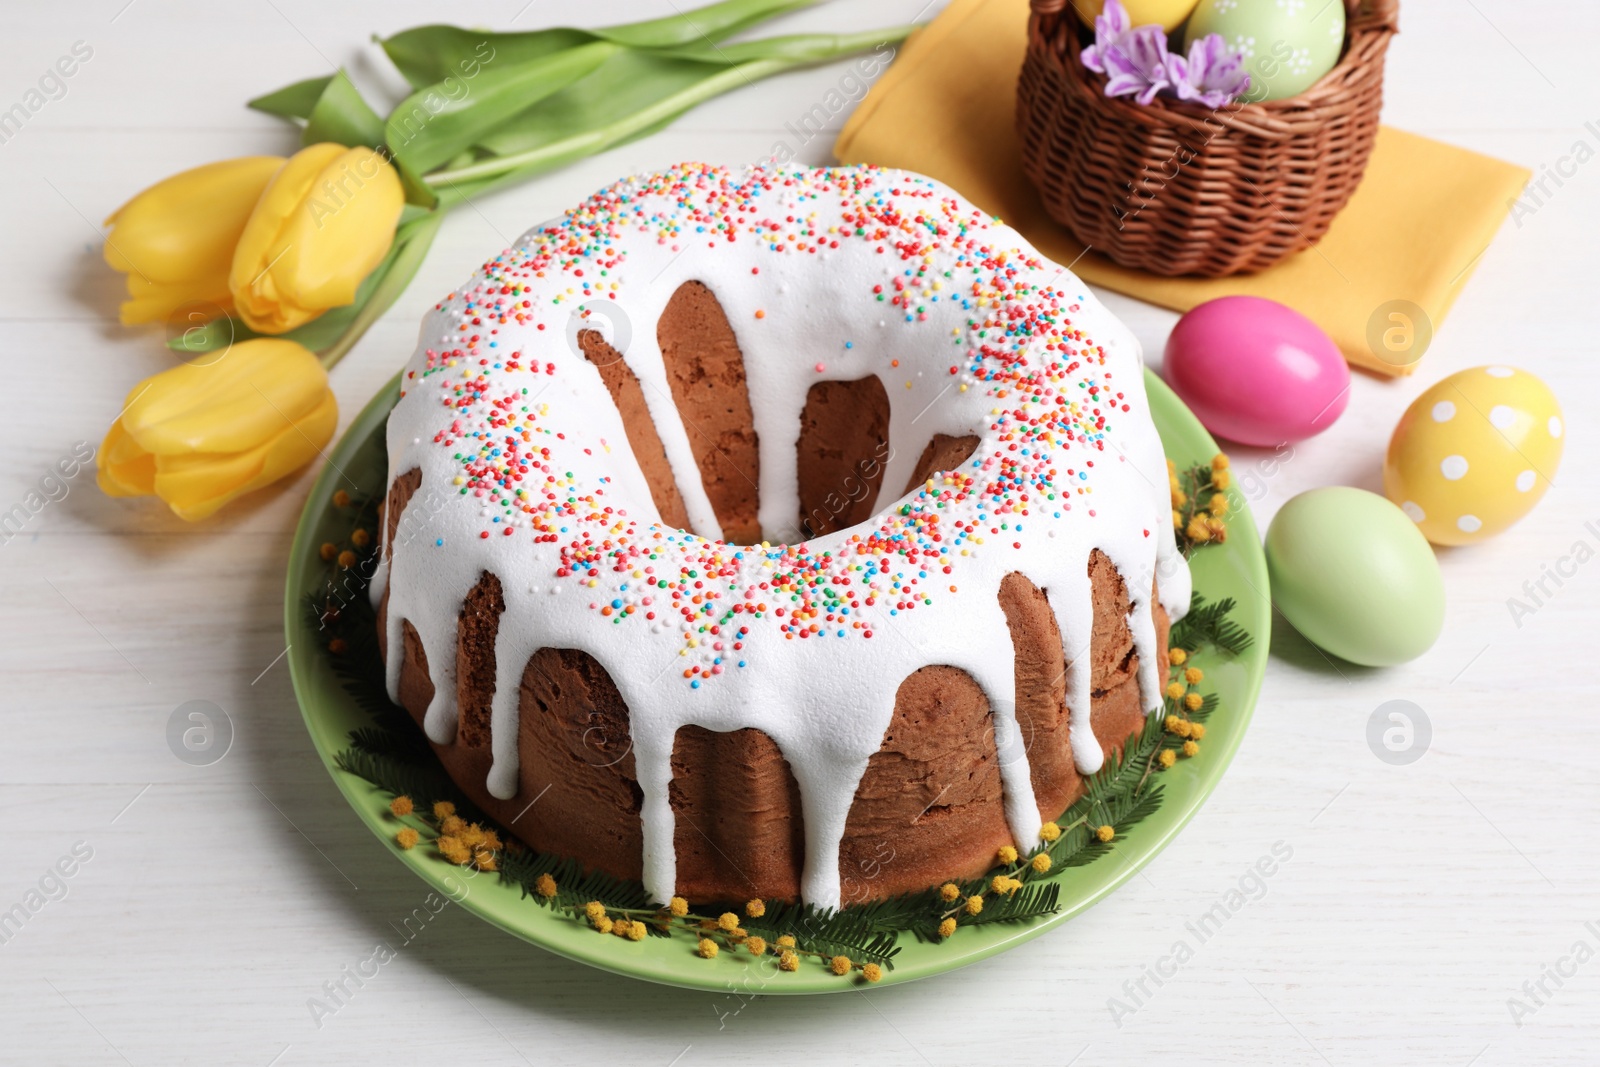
[97,339,337,521]
[229,143,404,334]
[102,156,285,326]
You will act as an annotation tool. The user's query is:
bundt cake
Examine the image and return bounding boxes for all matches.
[372,163,1190,908]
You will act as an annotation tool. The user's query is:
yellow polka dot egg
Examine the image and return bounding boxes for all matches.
[1384,366,1563,546]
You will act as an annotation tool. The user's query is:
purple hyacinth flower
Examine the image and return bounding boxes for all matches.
[1165,33,1251,109]
[1079,0,1132,74]
[1101,24,1172,106]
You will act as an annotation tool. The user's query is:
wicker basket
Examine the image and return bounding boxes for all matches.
[1017,0,1400,277]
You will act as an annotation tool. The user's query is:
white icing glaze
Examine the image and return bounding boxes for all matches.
[373,164,1190,908]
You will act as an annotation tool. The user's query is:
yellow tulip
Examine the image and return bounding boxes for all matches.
[98,339,337,521]
[229,143,404,334]
[102,156,285,326]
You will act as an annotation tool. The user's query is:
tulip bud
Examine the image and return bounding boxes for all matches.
[102,156,285,326]
[229,143,404,334]
[98,339,337,521]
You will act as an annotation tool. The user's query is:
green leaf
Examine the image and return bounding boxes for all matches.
[397,203,434,227]
[385,39,619,174]
[381,26,593,90]
[164,299,358,359]
[474,51,722,157]
[167,315,250,357]
[589,0,818,48]
[248,74,333,120]
[287,296,375,352]
[425,25,913,203]
[473,29,905,160]
[656,29,902,65]
[393,156,440,211]
[302,69,385,149]
[379,0,816,88]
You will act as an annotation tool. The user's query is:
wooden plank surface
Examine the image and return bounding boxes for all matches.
[1,1,1596,1063]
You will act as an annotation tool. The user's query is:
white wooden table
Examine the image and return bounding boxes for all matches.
[3,1,1596,1063]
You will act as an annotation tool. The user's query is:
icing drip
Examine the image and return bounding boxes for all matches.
[374,163,1191,908]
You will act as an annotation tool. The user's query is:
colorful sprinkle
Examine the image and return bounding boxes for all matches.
[414,164,1124,690]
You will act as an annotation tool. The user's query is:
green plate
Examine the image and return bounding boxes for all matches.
[286,368,1269,994]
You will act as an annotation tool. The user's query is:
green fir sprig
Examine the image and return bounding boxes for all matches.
[1171,594,1255,656]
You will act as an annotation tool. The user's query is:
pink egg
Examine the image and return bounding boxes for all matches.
[1163,296,1350,447]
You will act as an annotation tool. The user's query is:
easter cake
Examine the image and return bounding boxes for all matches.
[372,162,1190,908]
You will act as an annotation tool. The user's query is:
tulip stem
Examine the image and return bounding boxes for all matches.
[319,211,446,371]
[420,26,915,193]
[423,59,783,187]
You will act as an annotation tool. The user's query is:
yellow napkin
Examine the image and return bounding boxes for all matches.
[834,0,1531,377]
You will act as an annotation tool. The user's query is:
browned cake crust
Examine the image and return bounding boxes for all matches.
[377,279,1169,905]
[658,280,762,544]
[577,330,690,530]
[796,376,890,539]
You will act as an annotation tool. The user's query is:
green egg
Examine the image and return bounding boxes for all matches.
[1185,0,1346,103]
[1265,487,1444,667]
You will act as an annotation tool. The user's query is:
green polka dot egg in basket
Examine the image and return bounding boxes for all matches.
[286,162,1268,992]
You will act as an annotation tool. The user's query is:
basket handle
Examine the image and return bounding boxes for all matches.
[1352,0,1401,32]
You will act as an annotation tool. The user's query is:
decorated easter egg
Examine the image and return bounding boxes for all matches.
[1185,0,1347,102]
[1384,366,1564,546]
[1164,295,1349,447]
[1266,487,1445,667]
[1081,0,1202,31]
